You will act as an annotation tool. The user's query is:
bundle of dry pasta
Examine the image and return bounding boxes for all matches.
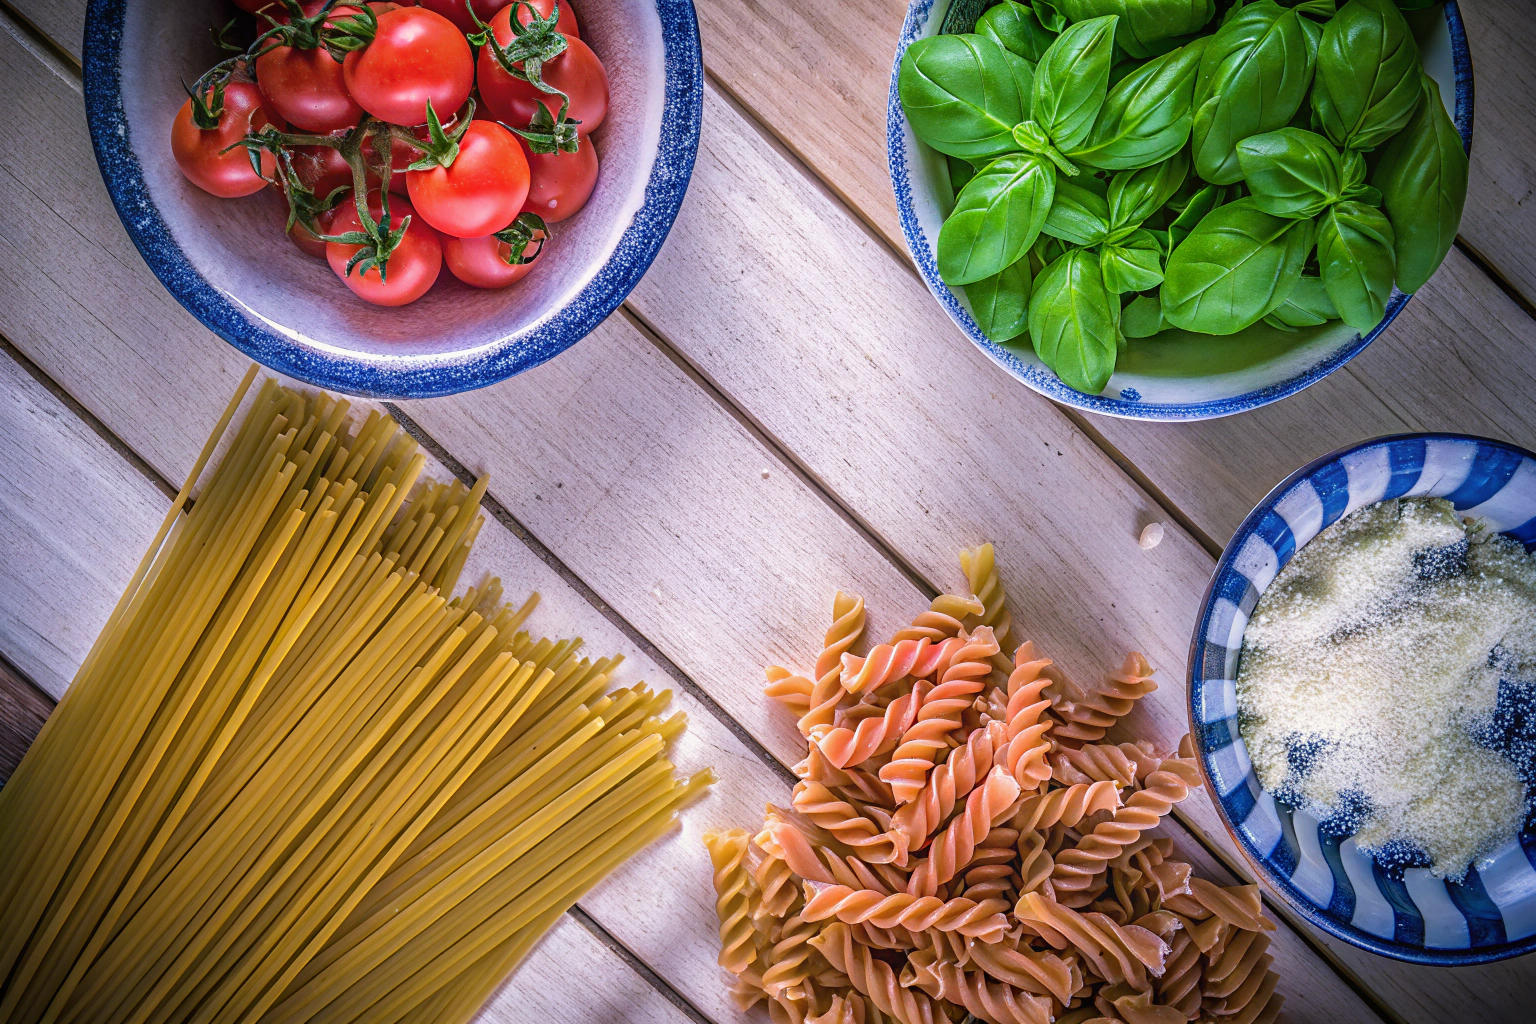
[707,545,1281,1024]
[0,368,709,1024]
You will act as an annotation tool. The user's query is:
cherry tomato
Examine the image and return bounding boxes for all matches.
[288,140,355,198]
[443,230,546,289]
[257,0,329,23]
[406,121,529,238]
[278,196,335,258]
[171,80,279,198]
[254,5,365,131]
[342,7,473,127]
[519,137,597,222]
[477,7,607,135]
[416,0,578,37]
[326,193,443,305]
[362,123,442,195]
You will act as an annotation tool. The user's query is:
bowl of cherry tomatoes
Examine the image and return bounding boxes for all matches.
[82,0,702,397]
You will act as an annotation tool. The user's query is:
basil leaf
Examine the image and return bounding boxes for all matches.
[967,258,1034,342]
[1318,200,1396,331]
[1121,293,1166,337]
[1029,249,1121,393]
[1268,274,1339,327]
[978,0,1056,63]
[1100,228,1166,293]
[1106,151,1189,234]
[1032,15,1119,151]
[1192,0,1319,184]
[1373,73,1467,292]
[1235,128,1344,219]
[1312,0,1421,151]
[1032,0,1069,33]
[1068,39,1204,171]
[1166,183,1224,250]
[948,154,977,195]
[1162,197,1315,334]
[899,34,1035,161]
[1055,0,1215,59]
[1041,179,1111,246]
[938,154,1056,285]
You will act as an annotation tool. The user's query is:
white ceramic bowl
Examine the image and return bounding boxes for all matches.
[84,0,702,397]
[888,0,1474,420]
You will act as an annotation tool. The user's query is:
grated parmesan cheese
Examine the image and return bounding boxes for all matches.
[1236,497,1536,881]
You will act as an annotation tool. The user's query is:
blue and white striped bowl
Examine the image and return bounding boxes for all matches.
[888,0,1474,420]
[1189,434,1536,964]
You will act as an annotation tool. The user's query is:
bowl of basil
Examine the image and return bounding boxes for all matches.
[888,0,1472,420]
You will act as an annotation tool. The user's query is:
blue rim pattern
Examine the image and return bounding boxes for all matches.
[886,1,1475,422]
[1189,434,1536,965]
[82,0,703,399]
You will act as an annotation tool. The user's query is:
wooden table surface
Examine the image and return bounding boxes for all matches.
[1,0,1532,1021]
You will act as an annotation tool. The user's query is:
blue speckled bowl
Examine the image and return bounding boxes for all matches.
[1190,434,1536,965]
[83,0,702,399]
[888,0,1474,421]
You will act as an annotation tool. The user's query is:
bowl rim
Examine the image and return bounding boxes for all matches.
[81,0,703,400]
[1187,431,1536,966]
[886,0,1475,422]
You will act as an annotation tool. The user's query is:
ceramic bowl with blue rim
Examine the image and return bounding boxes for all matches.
[1189,434,1536,965]
[887,0,1474,421]
[83,0,702,399]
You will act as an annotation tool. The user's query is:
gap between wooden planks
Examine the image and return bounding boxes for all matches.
[0,10,1387,1024]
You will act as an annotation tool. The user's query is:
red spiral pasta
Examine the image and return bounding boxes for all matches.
[906,766,1021,897]
[704,545,1288,1024]
[802,882,1010,942]
[880,627,999,803]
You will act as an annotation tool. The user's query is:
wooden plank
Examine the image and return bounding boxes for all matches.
[0,655,50,787]
[1459,0,1536,306]
[0,340,731,1023]
[0,16,1384,1024]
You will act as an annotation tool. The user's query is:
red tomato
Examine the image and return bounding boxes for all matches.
[342,7,473,127]
[520,137,597,222]
[279,197,335,258]
[255,40,361,132]
[361,123,440,195]
[259,0,329,22]
[406,121,529,237]
[415,0,578,36]
[288,141,355,198]
[171,80,279,198]
[477,7,607,134]
[326,193,443,305]
[442,231,545,289]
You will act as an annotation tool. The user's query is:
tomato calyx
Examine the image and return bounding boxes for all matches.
[319,3,378,61]
[493,212,549,265]
[272,147,350,237]
[183,59,242,131]
[399,98,475,171]
[251,0,346,57]
[469,2,582,149]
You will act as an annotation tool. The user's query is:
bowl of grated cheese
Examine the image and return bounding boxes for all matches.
[1189,433,1536,965]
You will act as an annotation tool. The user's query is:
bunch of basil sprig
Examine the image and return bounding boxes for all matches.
[898,0,1467,395]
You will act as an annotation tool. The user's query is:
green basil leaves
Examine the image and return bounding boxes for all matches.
[1031,15,1119,152]
[1054,0,1215,59]
[938,154,1056,285]
[1317,201,1397,330]
[1030,249,1121,393]
[1107,152,1189,236]
[1191,0,1321,184]
[966,258,1034,342]
[1042,180,1111,247]
[1312,0,1421,151]
[899,34,1035,161]
[1100,229,1166,293]
[1162,197,1315,334]
[978,1,1057,63]
[1069,40,1204,171]
[1372,73,1468,292]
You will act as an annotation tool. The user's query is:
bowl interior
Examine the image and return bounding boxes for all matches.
[1191,435,1536,964]
[888,0,1472,420]
[90,0,692,397]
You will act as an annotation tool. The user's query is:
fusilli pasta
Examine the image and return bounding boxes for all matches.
[703,547,1286,1024]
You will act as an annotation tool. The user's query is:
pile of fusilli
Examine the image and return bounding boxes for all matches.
[704,545,1283,1024]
